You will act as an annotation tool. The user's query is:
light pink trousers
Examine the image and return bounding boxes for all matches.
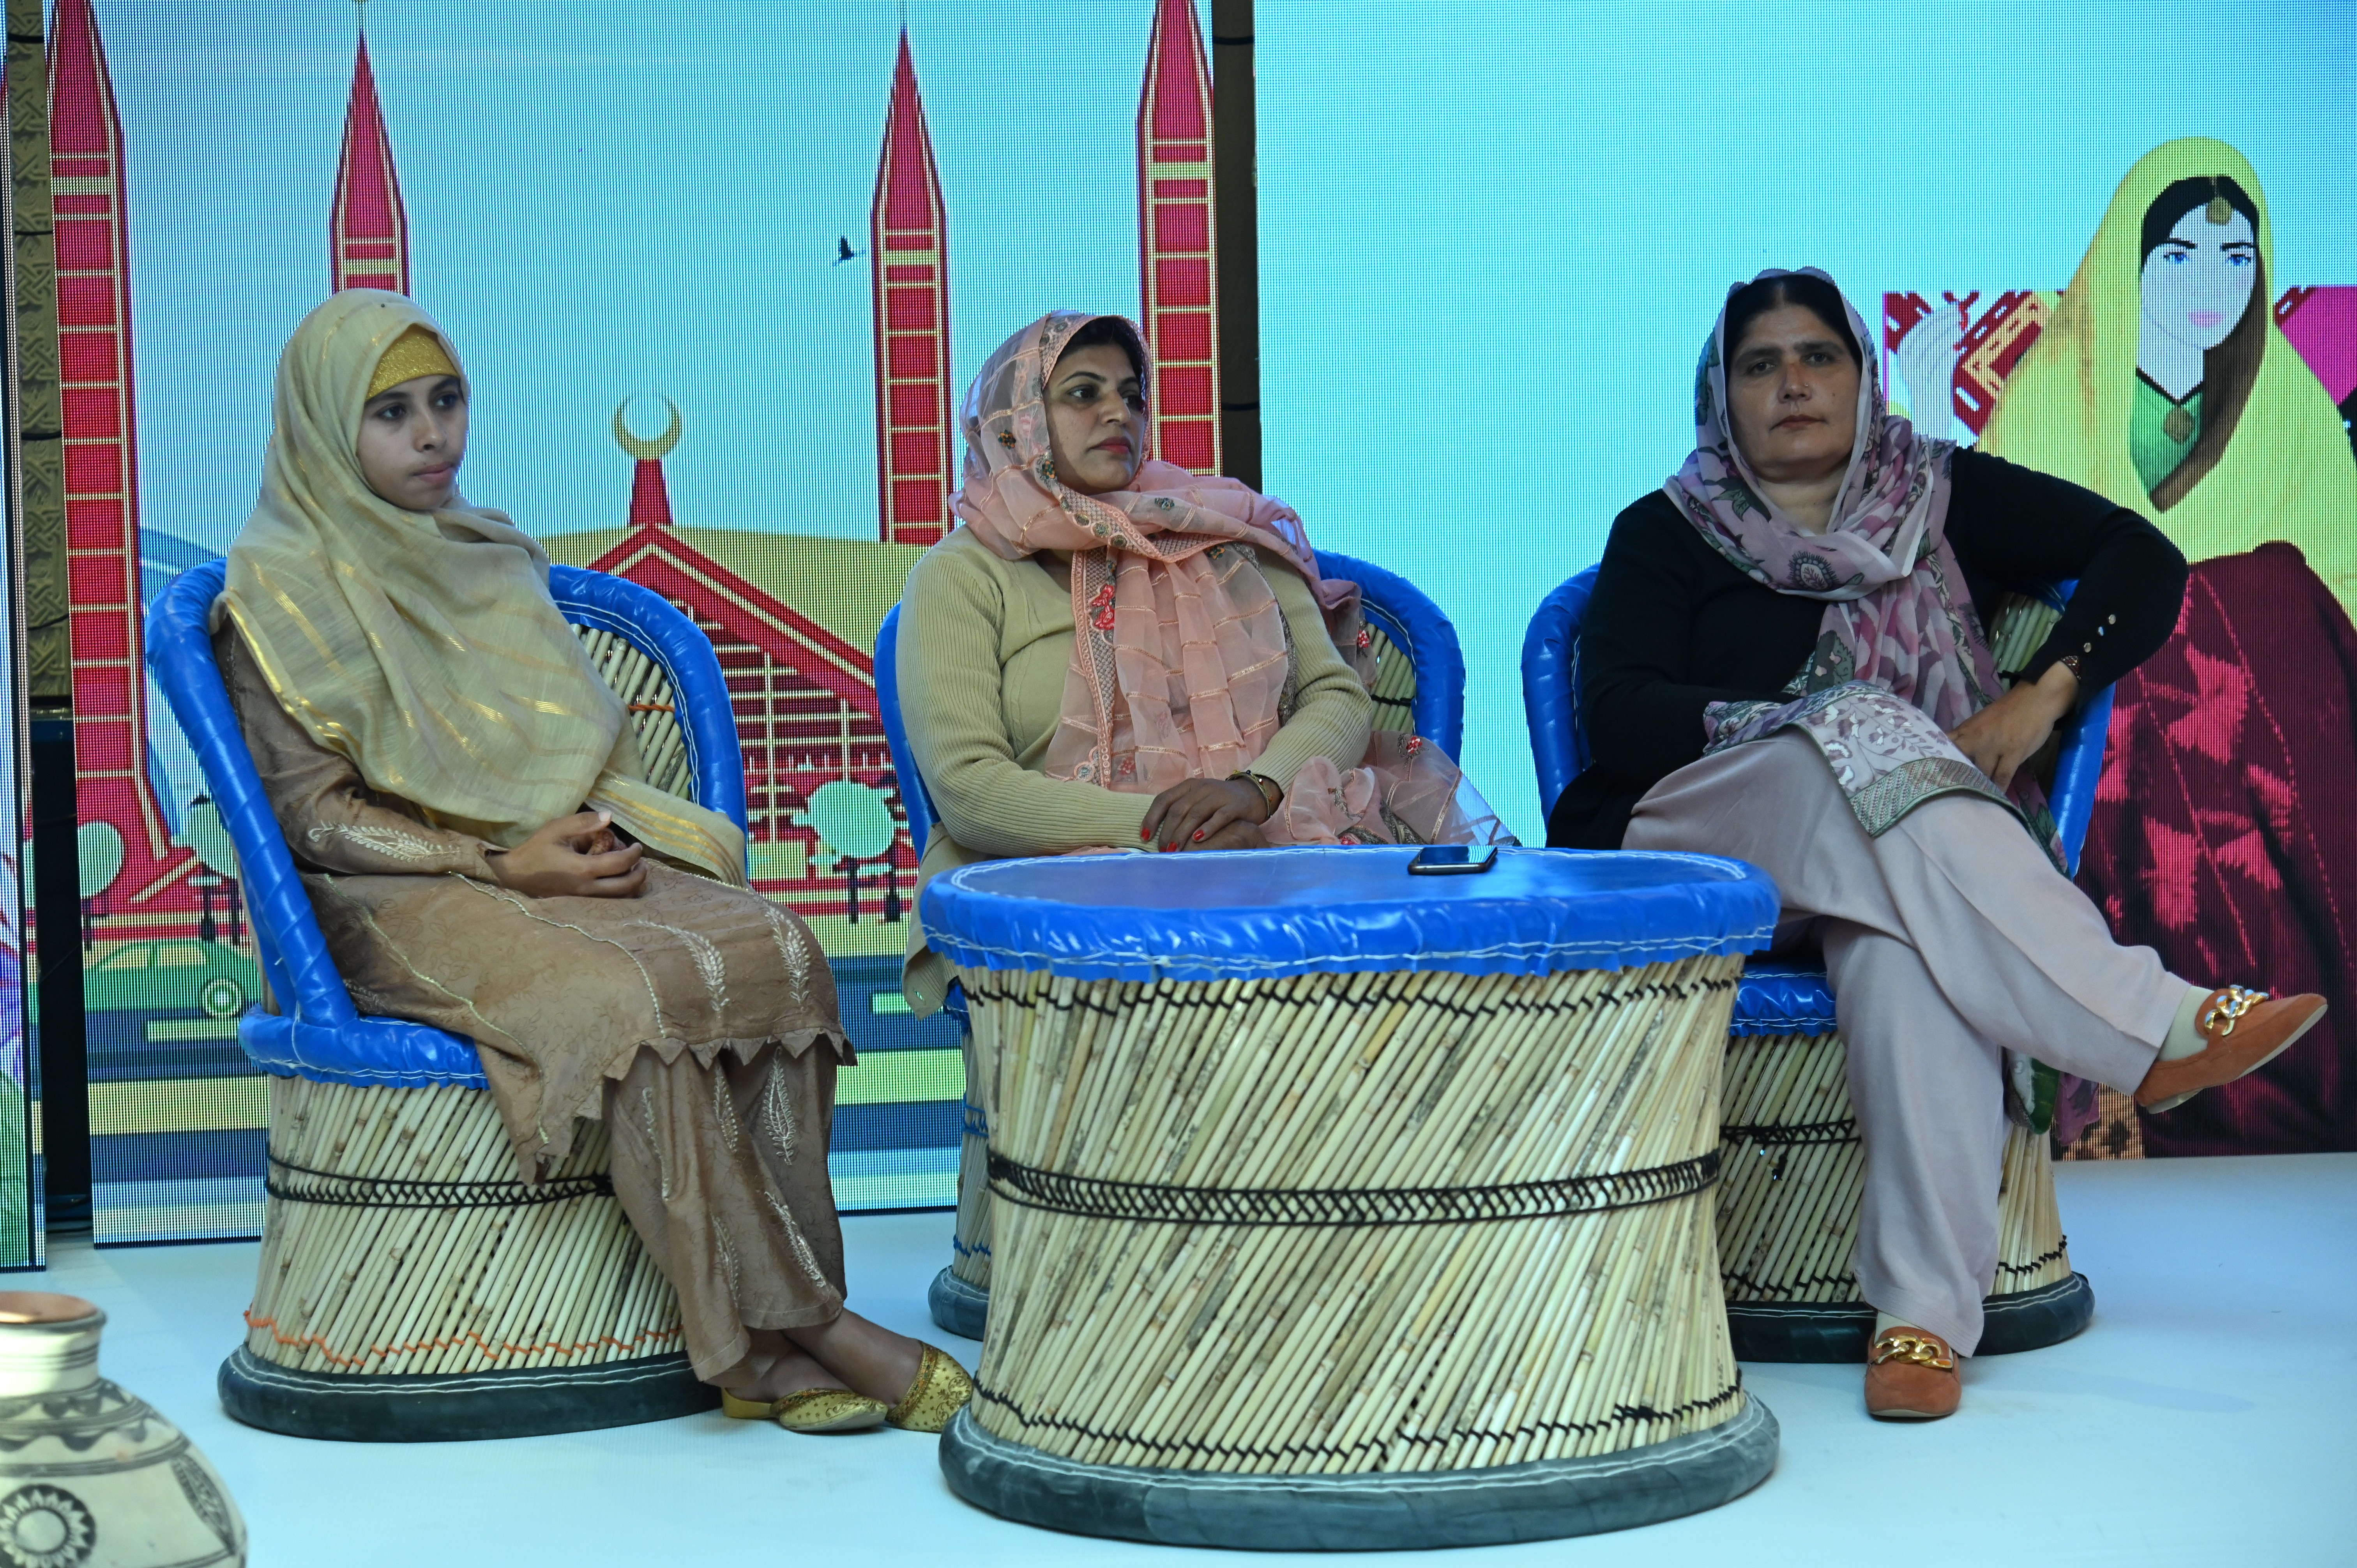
[1624,731,2187,1354]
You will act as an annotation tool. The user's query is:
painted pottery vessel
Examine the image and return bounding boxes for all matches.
[0,1292,245,1568]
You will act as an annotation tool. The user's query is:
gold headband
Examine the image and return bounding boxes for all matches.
[367,327,459,398]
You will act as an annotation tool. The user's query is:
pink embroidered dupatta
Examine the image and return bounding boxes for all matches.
[954,312,1505,847]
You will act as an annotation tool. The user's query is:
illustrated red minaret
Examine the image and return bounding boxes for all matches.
[870,30,953,547]
[50,0,187,909]
[1136,0,1219,474]
[331,24,410,294]
[613,400,682,524]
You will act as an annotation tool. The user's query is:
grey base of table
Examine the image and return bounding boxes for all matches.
[928,1266,991,1341]
[938,1397,1777,1550]
[1726,1272,2095,1362]
[217,1346,717,1441]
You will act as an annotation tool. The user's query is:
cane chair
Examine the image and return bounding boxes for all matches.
[148,559,746,1439]
[876,550,1471,1340]
[1522,564,2114,1360]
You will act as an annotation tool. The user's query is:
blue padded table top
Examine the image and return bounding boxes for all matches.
[921,845,1778,984]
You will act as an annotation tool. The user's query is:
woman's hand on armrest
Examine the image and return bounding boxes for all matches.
[1142,778,1270,853]
[487,810,648,898]
[1947,661,2078,790]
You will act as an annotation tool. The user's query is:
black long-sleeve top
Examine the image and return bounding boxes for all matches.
[1545,449,2188,850]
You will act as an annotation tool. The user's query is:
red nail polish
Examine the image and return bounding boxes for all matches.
[1140,826,1150,840]
[1193,830,1205,842]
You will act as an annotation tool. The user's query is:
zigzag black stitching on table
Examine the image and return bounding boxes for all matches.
[962,973,1732,1028]
[971,1376,1743,1467]
[265,1154,614,1210]
[1721,1266,1859,1297]
[986,1148,1719,1227]
[1994,1236,2069,1276]
[1719,1117,1859,1146]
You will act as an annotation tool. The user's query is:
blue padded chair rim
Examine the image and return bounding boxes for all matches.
[1318,549,1466,760]
[874,603,942,868]
[145,557,746,1088]
[1522,562,2121,1035]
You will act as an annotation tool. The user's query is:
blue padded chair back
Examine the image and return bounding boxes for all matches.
[1316,550,1465,759]
[1520,564,2117,876]
[145,558,746,1088]
[873,552,1468,857]
[1521,567,1599,823]
[873,603,942,861]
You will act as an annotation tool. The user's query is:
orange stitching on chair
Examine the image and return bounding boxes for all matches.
[242,1308,684,1370]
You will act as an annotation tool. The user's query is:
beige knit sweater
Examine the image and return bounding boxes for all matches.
[896,525,1373,1011]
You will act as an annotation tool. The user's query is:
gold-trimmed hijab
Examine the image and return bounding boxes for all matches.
[216,290,745,884]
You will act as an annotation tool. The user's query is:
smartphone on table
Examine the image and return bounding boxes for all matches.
[1406,844,1500,876]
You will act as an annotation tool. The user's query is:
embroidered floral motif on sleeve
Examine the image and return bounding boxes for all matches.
[306,820,448,862]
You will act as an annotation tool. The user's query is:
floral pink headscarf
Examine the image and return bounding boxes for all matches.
[954,311,1505,847]
[1665,267,2003,733]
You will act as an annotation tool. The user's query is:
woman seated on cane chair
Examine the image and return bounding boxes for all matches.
[215,290,971,1436]
[1546,268,2326,1422]
[895,311,1509,1016]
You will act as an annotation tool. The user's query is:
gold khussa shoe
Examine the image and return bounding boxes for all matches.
[885,1344,975,1433]
[720,1386,889,1433]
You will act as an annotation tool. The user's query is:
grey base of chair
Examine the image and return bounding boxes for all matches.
[1726,1272,2095,1363]
[938,1397,1777,1550]
[929,1267,990,1340]
[218,1346,717,1442]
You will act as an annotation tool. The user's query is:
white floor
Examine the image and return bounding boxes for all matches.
[41,1153,2357,1568]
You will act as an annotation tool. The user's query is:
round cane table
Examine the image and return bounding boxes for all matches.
[924,845,1781,1550]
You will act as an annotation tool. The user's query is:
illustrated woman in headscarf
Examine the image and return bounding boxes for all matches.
[217,291,972,1435]
[1551,266,2322,1420]
[894,311,1507,1017]
[1979,138,2357,1158]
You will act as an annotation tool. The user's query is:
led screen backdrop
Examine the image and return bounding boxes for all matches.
[62,0,1219,1243]
[39,0,2357,1247]
[0,51,32,1269]
[1248,1,2357,1160]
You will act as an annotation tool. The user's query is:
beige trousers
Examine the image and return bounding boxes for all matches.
[1625,732,2186,1353]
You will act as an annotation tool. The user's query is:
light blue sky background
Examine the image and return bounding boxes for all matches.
[94,0,2357,841]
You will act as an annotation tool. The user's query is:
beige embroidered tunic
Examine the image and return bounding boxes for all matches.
[223,627,853,1384]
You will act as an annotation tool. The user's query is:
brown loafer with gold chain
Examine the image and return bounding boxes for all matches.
[1866,1327,1960,1421]
[885,1343,975,1433]
[2135,987,2327,1114]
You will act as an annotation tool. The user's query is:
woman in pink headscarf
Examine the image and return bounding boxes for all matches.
[896,311,1504,1015]
[1556,269,2323,1423]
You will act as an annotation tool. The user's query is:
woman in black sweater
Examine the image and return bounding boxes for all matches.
[1553,270,2323,1422]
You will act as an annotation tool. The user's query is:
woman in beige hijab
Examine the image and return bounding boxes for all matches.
[216,290,970,1434]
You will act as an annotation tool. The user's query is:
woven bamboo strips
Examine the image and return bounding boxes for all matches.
[1362,627,1418,735]
[572,628,694,798]
[1715,1030,2072,1305]
[246,1078,684,1377]
[951,1015,999,1290]
[966,955,1744,1476]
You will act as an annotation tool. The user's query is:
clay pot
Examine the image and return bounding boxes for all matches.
[0,1292,245,1568]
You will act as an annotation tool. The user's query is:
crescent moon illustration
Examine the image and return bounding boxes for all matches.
[612,397,683,461]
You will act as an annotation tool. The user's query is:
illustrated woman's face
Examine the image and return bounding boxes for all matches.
[355,374,468,511]
[2140,208,2258,354]
[1724,305,1860,486]
[1045,342,1146,495]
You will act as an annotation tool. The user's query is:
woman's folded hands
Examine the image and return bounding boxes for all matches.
[487,810,649,898]
[1140,777,1271,854]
